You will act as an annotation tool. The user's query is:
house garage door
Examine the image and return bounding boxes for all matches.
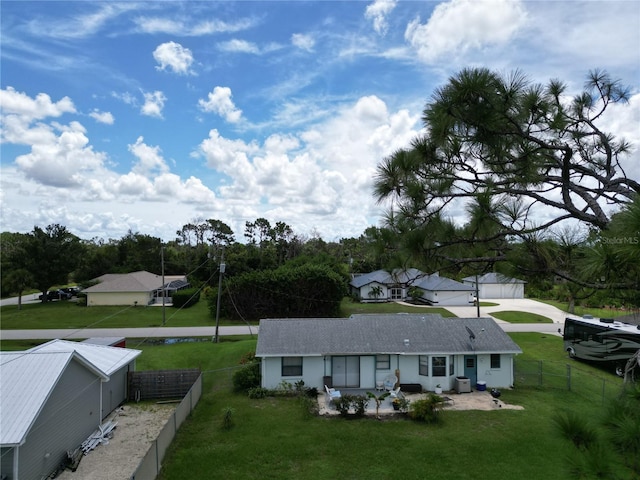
[332,356,360,388]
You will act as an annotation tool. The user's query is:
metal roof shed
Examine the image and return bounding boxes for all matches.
[27,339,142,419]
[0,351,107,480]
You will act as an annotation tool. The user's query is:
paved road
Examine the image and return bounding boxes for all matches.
[0,325,257,340]
[1,298,565,340]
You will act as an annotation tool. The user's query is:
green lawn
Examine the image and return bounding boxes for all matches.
[0,299,220,330]
[490,310,553,323]
[0,298,456,331]
[129,333,624,480]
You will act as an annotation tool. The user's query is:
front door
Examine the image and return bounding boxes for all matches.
[464,355,477,386]
[332,356,360,388]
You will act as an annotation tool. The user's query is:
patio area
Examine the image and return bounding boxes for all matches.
[318,389,524,416]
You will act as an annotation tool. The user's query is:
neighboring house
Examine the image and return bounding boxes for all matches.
[27,339,141,418]
[256,314,522,393]
[83,270,189,306]
[462,273,526,299]
[0,351,107,480]
[413,272,475,306]
[349,268,474,306]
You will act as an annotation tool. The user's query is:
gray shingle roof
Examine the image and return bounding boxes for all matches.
[256,314,522,357]
[414,274,474,292]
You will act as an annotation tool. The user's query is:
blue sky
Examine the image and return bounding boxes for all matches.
[1,0,639,243]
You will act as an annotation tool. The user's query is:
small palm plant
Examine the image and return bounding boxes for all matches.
[367,391,390,419]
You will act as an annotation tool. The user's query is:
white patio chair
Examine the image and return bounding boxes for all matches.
[389,386,402,398]
[324,385,341,403]
[383,374,397,391]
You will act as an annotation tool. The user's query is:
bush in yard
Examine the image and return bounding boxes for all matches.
[221,407,235,430]
[171,288,200,308]
[333,394,369,417]
[409,394,443,424]
[247,387,269,399]
[232,362,261,392]
[333,395,352,417]
[351,395,369,417]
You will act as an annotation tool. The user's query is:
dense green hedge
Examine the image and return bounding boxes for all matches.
[211,263,347,320]
[171,288,200,309]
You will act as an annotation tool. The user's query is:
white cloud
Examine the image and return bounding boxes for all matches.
[291,33,315,52]
[365,0,397,36]
[141,90,166,118]
[218,39,260,54]
[153,41,195,75]
[128,136,170,176]
[405,0,526,63]
[196,95,422,239]
[13,121,107,188]
[134,16,257,36]
[0,86,75,120]
[89,109,114,124]
[198,86,243,123]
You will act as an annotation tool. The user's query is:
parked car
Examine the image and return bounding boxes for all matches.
[61,286,81,297]
[39,290,73,301]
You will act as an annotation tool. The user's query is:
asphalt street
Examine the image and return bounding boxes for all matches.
[1,297,566,340]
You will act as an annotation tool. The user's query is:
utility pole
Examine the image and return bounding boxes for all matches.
[214,248,225,343]
[475,273,480,318]
[161,246,166,325]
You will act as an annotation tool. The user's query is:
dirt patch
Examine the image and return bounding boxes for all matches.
[57,403,175,480]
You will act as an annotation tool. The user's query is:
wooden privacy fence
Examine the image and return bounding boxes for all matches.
[128,369,201,401]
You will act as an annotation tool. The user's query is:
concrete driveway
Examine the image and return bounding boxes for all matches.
[416,298,568,335]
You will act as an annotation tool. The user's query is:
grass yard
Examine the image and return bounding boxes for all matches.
[339,298,455,317]
[490,310,553,323]
[129,333,624,480]
[0,299,219,330]
[0,297,454,331]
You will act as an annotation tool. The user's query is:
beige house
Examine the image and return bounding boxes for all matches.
[83,270,189,306]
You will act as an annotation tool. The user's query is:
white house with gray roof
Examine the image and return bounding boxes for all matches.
[350,268,474,306]
[83,270,189,306]
[256,314,522,393]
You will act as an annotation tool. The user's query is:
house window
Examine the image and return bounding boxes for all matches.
[419,356,429,376]
[432,356,446,377]
[390,287,403,300]
[490,354,501,369]
[281,357,303,376]
[449,355,455,375]
[376,354,390,370]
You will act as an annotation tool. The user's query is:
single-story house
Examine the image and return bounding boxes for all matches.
[0,341,142,480]
[462,273,526,299]
[83,270,189,306]
[413,272,475,306]
[1,350,107,480]
[256,314,522,393]
[350,268,474,305]
[27,339,141,418]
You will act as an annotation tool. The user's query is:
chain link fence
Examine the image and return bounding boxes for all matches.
[514,358,623,404]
